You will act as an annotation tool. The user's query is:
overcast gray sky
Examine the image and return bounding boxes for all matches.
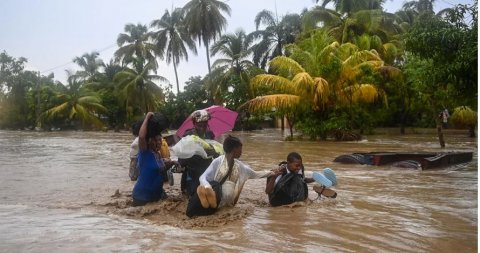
[1,0,473,92]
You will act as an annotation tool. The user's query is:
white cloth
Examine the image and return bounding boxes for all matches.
[129,137,139,159]
[199,155,271,207]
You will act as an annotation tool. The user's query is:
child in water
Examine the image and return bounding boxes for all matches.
[265,152,337,207]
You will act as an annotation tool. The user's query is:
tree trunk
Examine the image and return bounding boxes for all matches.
[281,116,285,131]
[141,82,148,114]
[173,60,180,94]
[205,44,211,75]
[286,116,294,139]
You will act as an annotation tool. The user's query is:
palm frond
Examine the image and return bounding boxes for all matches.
[211,58,231,69]
[291,72,315,96]
[251,74,294,93]
[312,77,330,110]
[238,94,301,114]
[350,84,380,103]
[269,56,305,77]
[77,95,101,104]
[302,6,343,31]
[43,102,70,119]
[382,42,398,64]
[254,10,276,30]
[73,104,105,128]
[337,43,359,60]
[375,66,402,80]
[343,49,383,69]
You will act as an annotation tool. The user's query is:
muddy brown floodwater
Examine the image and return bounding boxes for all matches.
[0,129,476,252]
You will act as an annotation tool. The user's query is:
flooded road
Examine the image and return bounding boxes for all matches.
[0,129,476,252]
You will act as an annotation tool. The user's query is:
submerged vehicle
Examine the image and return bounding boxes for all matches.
[333,152,474,170]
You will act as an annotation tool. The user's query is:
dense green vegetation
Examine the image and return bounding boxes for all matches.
[0,0,477,141]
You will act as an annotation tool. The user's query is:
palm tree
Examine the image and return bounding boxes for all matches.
[303,6,404,65]
[320,42,386,106]
[240,56,328,138]
[73,52,104,82]
[115,23,157,69]
[150,8,197,93]
[304,6,403,43]
[84,60,125,130]
[114,58,167,116]
[402,0,435,15]
[242,37,392,138]
[248,10,302,69]
[84,59,122,93]
[316,0,385,16]
[395,8,417,30]
[41,72,107,129]
[209,29,258,104]
[286,30,388,103]
[183,0,231,74]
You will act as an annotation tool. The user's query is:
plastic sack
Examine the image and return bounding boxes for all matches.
[172,135,224,159]
[220,181,236,207]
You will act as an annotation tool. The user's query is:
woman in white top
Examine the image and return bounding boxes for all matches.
[186,135,271,217]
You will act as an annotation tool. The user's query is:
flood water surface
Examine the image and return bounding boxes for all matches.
[0,129,477,252]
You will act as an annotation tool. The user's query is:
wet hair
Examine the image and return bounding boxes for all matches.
[223,135,242,153]
[287,152,302,162]
[131,121,142,137]
[132,112,170,140]
[147,112,169,139]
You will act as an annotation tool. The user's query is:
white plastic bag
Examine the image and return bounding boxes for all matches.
[172,135,223,159]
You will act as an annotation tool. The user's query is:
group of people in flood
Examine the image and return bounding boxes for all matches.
[128,109,338,217]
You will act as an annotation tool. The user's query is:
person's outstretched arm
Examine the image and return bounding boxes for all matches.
[138,112,153,151]
[236,161,282,194]
[239,160,277,180]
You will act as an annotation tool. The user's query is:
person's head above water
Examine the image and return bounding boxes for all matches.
[223,135,243,158]
[286,152,303,174]
[191,109,210,135]
[140,112,169,151]
[191,109,210,123]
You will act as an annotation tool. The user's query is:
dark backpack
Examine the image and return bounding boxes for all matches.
[268,161,308,206]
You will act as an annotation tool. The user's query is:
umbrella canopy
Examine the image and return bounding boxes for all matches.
[176,105,238,138]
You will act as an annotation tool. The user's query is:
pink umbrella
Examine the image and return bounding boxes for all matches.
[176,105,238,138]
